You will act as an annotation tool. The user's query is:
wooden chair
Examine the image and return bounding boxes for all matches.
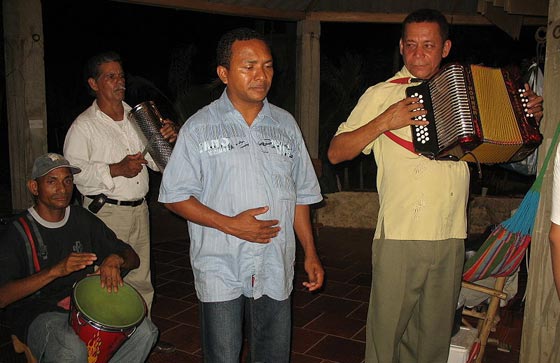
[11,334,38,363]
[459,222,526,363]
[461,276,509,363]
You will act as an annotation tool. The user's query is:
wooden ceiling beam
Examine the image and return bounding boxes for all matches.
[307,11,547,26]
[113,0,547,26]
[112,0,306,20]
[306,11,492,24]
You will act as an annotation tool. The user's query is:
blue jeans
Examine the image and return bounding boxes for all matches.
[200,295,291,363]
[27,312,158,363]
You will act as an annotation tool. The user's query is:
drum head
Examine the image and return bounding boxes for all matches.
[73,276,146,329]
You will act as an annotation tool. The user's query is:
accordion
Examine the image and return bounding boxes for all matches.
[405,63,542,163]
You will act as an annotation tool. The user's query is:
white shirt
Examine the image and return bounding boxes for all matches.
[64,100,158,200]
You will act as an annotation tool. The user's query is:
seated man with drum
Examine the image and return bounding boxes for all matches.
[0,153,158,362]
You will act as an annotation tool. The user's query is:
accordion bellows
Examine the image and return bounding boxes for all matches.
[406,63,542,164]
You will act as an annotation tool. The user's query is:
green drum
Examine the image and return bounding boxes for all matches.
[70,275,146,363]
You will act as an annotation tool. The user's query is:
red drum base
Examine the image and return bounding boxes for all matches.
[70,276,146,363]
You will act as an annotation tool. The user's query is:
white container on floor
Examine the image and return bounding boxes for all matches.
[447,327,478,363]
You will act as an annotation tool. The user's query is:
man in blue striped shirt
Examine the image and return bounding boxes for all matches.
[159,27,324,362]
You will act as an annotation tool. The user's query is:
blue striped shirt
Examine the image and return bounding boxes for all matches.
[159,90,322,302]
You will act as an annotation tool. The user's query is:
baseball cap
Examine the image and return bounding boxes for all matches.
[31,153,81,179]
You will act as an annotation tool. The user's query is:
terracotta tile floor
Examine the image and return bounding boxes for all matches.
[0,226,525,363]
[146,227,525,363]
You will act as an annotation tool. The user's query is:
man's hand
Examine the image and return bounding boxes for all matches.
[1,252,96,309]
[110,152,148,178]
[327,96,429,164]
[302,253,324,292]
[523,83,544,124]
[226,206,280,243]
[51,252,97,278]
[160,119,179,143]
[97,254,125,293]
[382,96,429,132]
[164,199,279,243]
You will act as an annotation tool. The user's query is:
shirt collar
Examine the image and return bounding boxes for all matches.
[390,66,433,84]
[92,100,131,121]
[389,66,421,83]
[218,89,279,124]
[28,206,70,229]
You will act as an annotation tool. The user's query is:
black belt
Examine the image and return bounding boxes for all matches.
[86,195,144,207]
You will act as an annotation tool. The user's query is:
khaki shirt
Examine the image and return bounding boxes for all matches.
[336,67,469,240]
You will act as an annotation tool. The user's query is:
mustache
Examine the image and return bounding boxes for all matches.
[51,194,71,201]
[52,192,70,197]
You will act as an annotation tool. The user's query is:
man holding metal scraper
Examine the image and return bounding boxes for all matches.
[63,51,178,353]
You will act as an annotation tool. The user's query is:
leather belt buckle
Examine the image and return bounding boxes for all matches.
[86,195,144,207]
[111,198,144,207]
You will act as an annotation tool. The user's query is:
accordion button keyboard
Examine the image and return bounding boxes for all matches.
[415,125,430,144]
[518,89,532,117]
[410,92,426,120]
[410,91,430,144]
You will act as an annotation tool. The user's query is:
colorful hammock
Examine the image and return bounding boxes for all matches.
[463,123,560,282]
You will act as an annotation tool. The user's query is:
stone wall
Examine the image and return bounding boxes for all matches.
[467,195,523,235]
[315,192,523,235]
[315,192,380,229]
[148,190,524,242]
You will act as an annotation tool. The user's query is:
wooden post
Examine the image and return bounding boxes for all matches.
[295,20,321,159]
[520,0,560,362]
[3,0,48,211]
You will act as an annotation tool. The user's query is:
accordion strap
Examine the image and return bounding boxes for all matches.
[384,130,415,153]
[383,77,416,154]
[390,77,411,84]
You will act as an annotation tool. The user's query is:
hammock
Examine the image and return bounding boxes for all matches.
[463,123,560,282]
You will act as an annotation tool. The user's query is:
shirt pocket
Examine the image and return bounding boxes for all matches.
[253,148,295,202]
[272,172,296,202]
